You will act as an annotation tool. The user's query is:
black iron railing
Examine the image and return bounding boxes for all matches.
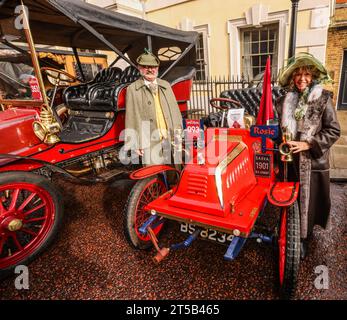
[188,75,279,117]
[189,75,251,116]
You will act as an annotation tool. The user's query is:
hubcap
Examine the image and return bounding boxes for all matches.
[7,218,23,232]
[1,216,23,232]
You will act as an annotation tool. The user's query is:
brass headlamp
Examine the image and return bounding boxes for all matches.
[33,109,61,145]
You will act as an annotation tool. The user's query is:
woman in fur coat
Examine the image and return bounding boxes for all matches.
[276,53,341,259]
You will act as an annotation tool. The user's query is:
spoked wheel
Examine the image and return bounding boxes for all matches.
[123,176,167,250]
[0,172,63,279]
[278,200,300,299]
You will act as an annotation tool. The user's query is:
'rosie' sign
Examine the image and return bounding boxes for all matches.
[250,125,278,154]
[250,125,278,139]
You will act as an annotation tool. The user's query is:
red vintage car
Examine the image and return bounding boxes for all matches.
[123,89,301,298]
[0,0,198,277]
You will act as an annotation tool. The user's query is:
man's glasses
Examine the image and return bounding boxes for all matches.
[141,65,158,69]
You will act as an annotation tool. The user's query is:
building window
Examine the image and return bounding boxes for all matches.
[241,23,279,80]
[195,32,208,81]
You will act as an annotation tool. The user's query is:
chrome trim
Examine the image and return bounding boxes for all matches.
[212,135,242,142]
[214,142,247,208]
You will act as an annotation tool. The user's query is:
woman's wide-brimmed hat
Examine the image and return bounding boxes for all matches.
[278,52,331,87]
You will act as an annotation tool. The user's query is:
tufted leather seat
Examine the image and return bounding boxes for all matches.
[204,86,285,128]
[120,66,140,83]
[63,67,123,111]
[87,68,123,110]
[219,87,285,117]
[59,66,141,143]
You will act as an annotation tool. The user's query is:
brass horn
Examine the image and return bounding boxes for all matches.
[244,114,256,129]
[32,121,47,141]
[279,128,293,162]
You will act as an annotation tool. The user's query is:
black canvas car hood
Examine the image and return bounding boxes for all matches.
[0,0,198,66]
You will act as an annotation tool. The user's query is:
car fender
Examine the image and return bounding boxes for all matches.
[267,182,299,207]
[130,165,179,180]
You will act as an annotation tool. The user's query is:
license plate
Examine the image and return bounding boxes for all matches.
[180,223,234,244]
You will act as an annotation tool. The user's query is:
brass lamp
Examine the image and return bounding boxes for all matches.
[33,109,60,145]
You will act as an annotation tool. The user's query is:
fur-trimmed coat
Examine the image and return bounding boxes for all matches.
[276,85,341,239]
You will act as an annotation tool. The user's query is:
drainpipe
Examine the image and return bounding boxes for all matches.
[330,0,335,27]
[288,0,300,59]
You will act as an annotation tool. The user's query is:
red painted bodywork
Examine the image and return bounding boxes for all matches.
[117,86,127,110]
[0,109,125,172]
[144,127,279,236]
[171,79,193,112]
[0,108,42,155]
[267,182,299,207]
[130,165,178,180]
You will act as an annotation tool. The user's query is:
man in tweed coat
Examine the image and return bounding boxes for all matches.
[125,52,182,165]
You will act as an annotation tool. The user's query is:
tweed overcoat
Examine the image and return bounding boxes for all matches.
[125,77,182,153]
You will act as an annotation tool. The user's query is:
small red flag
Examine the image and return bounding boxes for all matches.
[256,56,274,125]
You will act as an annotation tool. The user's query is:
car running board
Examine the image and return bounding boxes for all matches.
[98,168,127,181]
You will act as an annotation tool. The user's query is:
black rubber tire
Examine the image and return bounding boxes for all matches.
[123,176,167,250]
[0,171,63,280]
[278,200,301,300]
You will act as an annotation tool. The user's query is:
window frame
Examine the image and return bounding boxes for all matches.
[194,24,210,81]
[240,22,279,80]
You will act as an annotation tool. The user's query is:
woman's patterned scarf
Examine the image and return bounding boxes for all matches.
[294,87,310,120]
[281,83,322,137]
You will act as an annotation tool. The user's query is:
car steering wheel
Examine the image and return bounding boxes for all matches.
[41,67,77,84]
[209,98,241,110]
